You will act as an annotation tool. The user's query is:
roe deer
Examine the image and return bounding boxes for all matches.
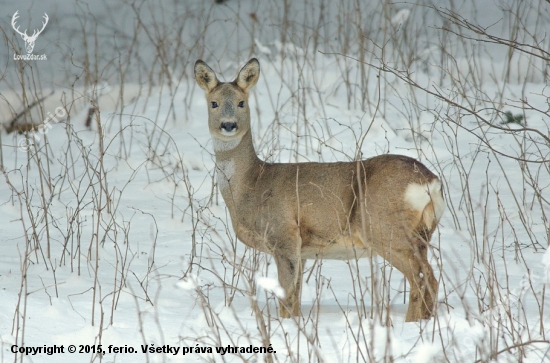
[194,58,445,322]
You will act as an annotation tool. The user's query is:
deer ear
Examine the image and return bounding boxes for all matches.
[235,58,260,92]
[194,60,219,92]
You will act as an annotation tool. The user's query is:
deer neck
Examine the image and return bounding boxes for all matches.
[212,130,261,198]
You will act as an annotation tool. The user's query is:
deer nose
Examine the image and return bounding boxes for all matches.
[220,122,237,132]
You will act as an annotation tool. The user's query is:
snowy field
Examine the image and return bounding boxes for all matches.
[0,0,549,362]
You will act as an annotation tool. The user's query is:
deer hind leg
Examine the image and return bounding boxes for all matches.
[391,238,438,322]
[376,229,437,322]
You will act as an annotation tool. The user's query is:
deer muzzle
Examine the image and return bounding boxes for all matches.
[220,122,238,133]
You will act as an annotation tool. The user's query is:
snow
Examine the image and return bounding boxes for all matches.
[0,0,549,362]
[256,277,285,299]
[391,9,410,27]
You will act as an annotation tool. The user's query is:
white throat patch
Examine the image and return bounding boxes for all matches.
[216,160,235,191]
[212,137,242,153]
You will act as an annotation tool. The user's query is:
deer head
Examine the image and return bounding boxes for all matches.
[12,11,49,54]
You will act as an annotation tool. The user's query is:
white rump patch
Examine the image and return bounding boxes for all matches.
[216,160,234,191]
[212,137,242,153]
[404,179,445,222]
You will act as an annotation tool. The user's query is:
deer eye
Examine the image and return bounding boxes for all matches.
[238,101,245,108]
[211,102,218,108]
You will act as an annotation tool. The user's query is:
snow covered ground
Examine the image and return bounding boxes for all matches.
[0,1,549,362]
